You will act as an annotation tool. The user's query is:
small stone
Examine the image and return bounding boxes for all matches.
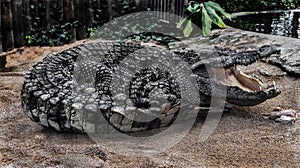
[276,115,295,124]
[34,134,46,140]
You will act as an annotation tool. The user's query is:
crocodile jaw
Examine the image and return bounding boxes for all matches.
[211,67,262,92]
[209,65,281,106]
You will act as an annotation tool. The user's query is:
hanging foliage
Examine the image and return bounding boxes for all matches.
[177,1,231,37]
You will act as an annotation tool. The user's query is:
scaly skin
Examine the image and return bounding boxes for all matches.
[21,41,281,133]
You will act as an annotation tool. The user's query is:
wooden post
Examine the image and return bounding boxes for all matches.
[50,0,63,25]
[292,12,299,38]
[0,0,5,68]
[30,0,39,17]
[136,0,150,11]
[99,0,109,24]
[0,0,3,53]
[148,0,153,10]
[22,0,32,40]
[85,0,94,29]
[12,0,24,47]
[107,0,113,20]
[63,0,76,43]
[74,0,86,39]
[45,0,50,29]
[1,0,14,52]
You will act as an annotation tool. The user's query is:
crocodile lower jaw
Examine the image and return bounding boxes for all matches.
[211,66,276,93]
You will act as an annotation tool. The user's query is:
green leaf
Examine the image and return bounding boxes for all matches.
[183,20,193,37]
[205,5,226,28]
[60,34,66,38]
[204,1,231,20]
[187,3,201,13]
[202,7,212,36]
[176,15,188,28]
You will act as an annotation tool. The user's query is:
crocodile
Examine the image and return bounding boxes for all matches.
[21,41,281,133]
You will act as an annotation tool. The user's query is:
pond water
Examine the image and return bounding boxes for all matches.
[227,10,300,38]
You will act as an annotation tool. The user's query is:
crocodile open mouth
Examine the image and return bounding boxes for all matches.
[188,45,281,93]
[211,66,275,92]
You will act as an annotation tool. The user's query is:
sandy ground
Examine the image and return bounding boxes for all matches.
[0,41,299,167]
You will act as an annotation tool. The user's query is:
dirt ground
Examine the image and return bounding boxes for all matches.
[0,41,299,167]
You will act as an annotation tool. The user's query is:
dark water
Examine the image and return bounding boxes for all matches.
[227,11,300,38]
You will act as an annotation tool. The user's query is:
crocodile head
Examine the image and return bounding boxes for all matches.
[175,45,281,106]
